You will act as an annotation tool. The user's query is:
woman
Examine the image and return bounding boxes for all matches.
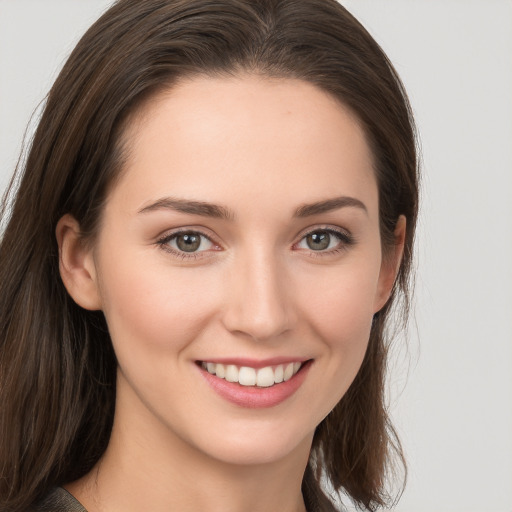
[0,0,418,511]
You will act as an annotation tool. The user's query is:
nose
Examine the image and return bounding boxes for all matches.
[221,249,294,341]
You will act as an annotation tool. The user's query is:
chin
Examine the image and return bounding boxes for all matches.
[173,416,316,468]
[202,432,313,467]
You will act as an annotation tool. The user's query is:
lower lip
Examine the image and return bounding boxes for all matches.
[198,361,312,409]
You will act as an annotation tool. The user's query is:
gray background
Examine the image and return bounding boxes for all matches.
[1,1,511,510]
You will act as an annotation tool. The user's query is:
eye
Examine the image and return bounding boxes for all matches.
[295,228,353,253]
[159,230,216,255]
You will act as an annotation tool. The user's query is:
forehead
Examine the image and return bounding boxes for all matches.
[113,75,378,219]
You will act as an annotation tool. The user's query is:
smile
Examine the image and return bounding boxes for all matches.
[200,361,302,388]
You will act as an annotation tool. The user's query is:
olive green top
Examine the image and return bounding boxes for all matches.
[32,487,87,512]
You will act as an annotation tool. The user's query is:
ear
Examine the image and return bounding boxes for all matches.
[373,215,406,313]
[56,214,102,310]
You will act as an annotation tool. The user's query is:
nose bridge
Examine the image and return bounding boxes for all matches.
[222,243,292,341]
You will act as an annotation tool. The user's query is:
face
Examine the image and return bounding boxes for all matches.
[60,75,401,468]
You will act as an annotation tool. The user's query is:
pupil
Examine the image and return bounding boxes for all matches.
[177,233,201,252]
[307,231,330,251]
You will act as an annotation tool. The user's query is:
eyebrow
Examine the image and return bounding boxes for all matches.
[294,196,368,217]
[138,195,367,220]
[138,197,234,220]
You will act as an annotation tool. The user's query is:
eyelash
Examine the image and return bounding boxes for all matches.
[156,227,355,260]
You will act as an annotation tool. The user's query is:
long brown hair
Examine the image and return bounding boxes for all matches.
[0,1,419,510]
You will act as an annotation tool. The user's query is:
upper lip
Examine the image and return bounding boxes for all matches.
[196,357,311,369]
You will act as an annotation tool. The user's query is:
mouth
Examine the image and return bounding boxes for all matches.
[196,359,312,408]
[198,360,305,388]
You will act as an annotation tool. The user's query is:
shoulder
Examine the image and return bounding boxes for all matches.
[30,488,88,512]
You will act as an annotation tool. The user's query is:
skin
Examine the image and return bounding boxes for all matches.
[57,75,405,512]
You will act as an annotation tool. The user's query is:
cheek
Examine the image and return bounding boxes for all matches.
[297,261,380,345]
[293,256,381,407]
[96,247,223,359]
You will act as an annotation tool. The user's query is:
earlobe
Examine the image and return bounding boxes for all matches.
[374,215,406,313]
[56,214,102,310]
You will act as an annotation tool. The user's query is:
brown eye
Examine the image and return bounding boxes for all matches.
[305,231,331,251]
[163,231,214,254]
[175,233,201,252]
[296,228,353,254]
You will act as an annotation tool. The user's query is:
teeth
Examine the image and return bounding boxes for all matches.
[215,363,226,379]
[225,364,239,383]
[274,365,284,383]
[256,366,275,387]
[283,363,294,381]
[238,367,256,386]
[201,361,303,387]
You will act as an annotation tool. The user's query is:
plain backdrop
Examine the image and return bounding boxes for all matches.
[1,1,511,511]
